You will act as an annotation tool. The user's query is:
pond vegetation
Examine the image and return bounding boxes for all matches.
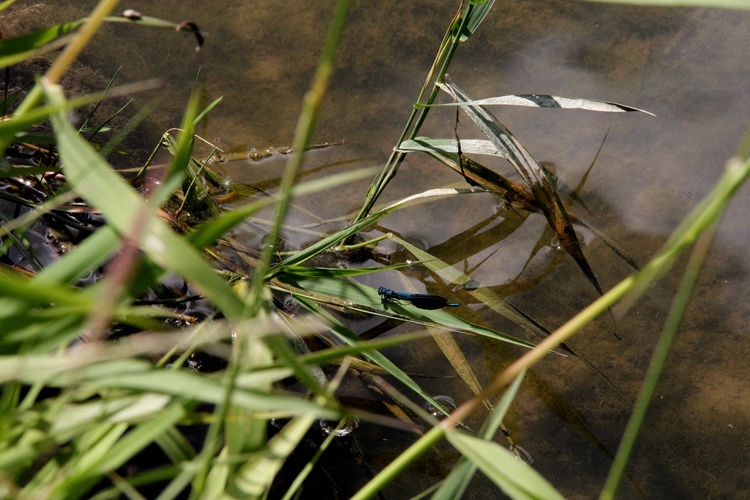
[1,0,749,498]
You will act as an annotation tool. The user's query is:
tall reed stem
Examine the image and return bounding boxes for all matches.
[352,3,476,223]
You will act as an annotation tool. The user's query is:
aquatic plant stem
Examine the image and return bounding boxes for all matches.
[600,218,718,500]
[248,0,351,308]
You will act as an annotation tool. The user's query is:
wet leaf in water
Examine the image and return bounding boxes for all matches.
[439,79,607,297]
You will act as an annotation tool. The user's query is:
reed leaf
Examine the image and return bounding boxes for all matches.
[439,79,606,296]
[457,0,497,42]
[275,271,535,348]
[423,93,653,115]
[228,414,316,498]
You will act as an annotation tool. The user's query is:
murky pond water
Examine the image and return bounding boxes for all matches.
[26,0,750,497]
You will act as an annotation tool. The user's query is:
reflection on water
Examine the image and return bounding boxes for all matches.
[30,1,750,497]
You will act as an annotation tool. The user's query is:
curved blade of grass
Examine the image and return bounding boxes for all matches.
[295,332,430,367]
[275,263,412,278]
[433,369,527,499]
[439,79,606,296]
[445,430,563,500]
[248,0,351,309]
[437,379,524,499]
[274,271,535,348]
[271,187,481,273]
[457,0,497,41]
[228,414,316,498]
[422,93,653,115]
[25,359,339,417]
[55,405,186,499]
[432,372,526,500]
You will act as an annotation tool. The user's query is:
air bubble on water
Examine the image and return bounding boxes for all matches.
[463,279,480,291]
[320,417,359,437]
[509,444,533,465]
[550,237,562,251]
[425,395,457,419]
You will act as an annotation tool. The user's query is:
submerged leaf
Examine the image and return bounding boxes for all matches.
[397,137,639,272]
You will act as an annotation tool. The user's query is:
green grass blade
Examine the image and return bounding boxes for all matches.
[56,405,186,499]
[228,414,316,498]
[275,271,534,348]
[445,429,563,499]
[249,0,352,304]
[458,0,497,41]
[292,296,464,421]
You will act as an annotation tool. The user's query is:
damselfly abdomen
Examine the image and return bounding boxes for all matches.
[377,287,459,310]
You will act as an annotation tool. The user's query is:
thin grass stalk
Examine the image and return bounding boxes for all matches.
[352,2,478,222]
[599,219,719,499]
[248,0,352,307]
